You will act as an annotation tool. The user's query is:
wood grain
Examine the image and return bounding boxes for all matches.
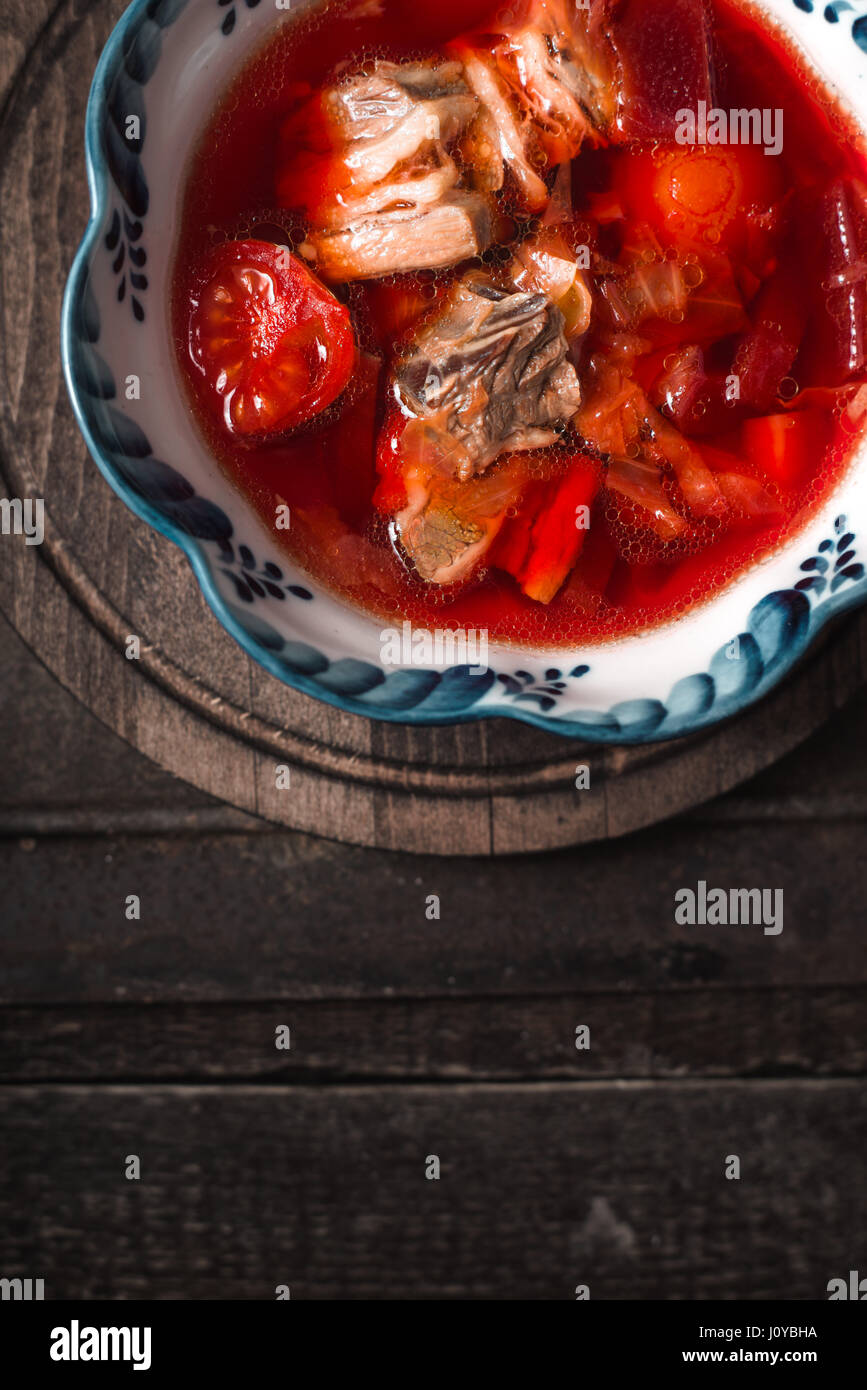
[2,816,866,1004]
[1,986,865,1081]
[1,1080,863,1299]
[0,0,864,853]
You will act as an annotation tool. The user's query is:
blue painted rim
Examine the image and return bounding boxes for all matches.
[61,0,867,744]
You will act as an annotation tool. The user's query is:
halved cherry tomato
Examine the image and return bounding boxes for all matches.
[189,240,356,438]
[742,411,826,491]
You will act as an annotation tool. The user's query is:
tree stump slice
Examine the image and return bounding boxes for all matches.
[1,0,865,856]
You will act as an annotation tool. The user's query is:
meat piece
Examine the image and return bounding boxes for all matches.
[506,28,593,154]
[278,58,489,280]
[454,47,549,212]
[450,0,618,209]
[300,191,492,283]
[394,274,582,480]
[547,0,619,132]
[314,145,462,232]
[284,60,476,168]
[396,457,528,584]
[459,106,506,194]
[495,0,617,155]
[329,64,477,185]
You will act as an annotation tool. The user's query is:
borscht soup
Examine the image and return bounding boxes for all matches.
[172,0,867,647]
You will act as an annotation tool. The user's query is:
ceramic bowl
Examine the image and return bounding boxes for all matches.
[62,0,867,742]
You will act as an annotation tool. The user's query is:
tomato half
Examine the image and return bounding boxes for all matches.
[189,240,356,438]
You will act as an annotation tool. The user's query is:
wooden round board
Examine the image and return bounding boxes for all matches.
[1,0,866,856]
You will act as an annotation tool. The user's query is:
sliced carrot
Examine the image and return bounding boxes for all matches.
[651,147,744,242]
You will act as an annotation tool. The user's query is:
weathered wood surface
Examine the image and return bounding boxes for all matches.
[2,0,867,1306]
[2,1081,864,1300]
[4,817,867,1004]
[1,0,866,853]
[3,987,866,1081]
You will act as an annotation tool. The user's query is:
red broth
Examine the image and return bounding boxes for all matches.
[172,0,867,646]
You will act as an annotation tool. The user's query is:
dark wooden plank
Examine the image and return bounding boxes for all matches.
[0,1081,863,1299]
[1,987,865,1081]
[1,817,865,1004]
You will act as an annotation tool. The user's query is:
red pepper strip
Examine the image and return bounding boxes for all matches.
[492,459,601,605]
[563,520,620,613]
[488,480,549,580]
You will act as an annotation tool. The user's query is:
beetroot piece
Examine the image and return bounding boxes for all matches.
[610,0,716,143]
[732,249,808,410]
[652,345,743,437]
[814,181,867,383]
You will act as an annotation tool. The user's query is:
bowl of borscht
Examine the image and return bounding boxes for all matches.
[62,0,867,742]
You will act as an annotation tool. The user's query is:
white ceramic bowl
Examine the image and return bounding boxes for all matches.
[63,0,867,741]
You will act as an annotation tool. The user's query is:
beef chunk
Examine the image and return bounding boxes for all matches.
[395,273,583,479]
[323,61,478,185]
[451,0,618,210]
[395,457,528,585]
[280,59,489,280]
[455,49,548,211]
[300,191,492,283]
